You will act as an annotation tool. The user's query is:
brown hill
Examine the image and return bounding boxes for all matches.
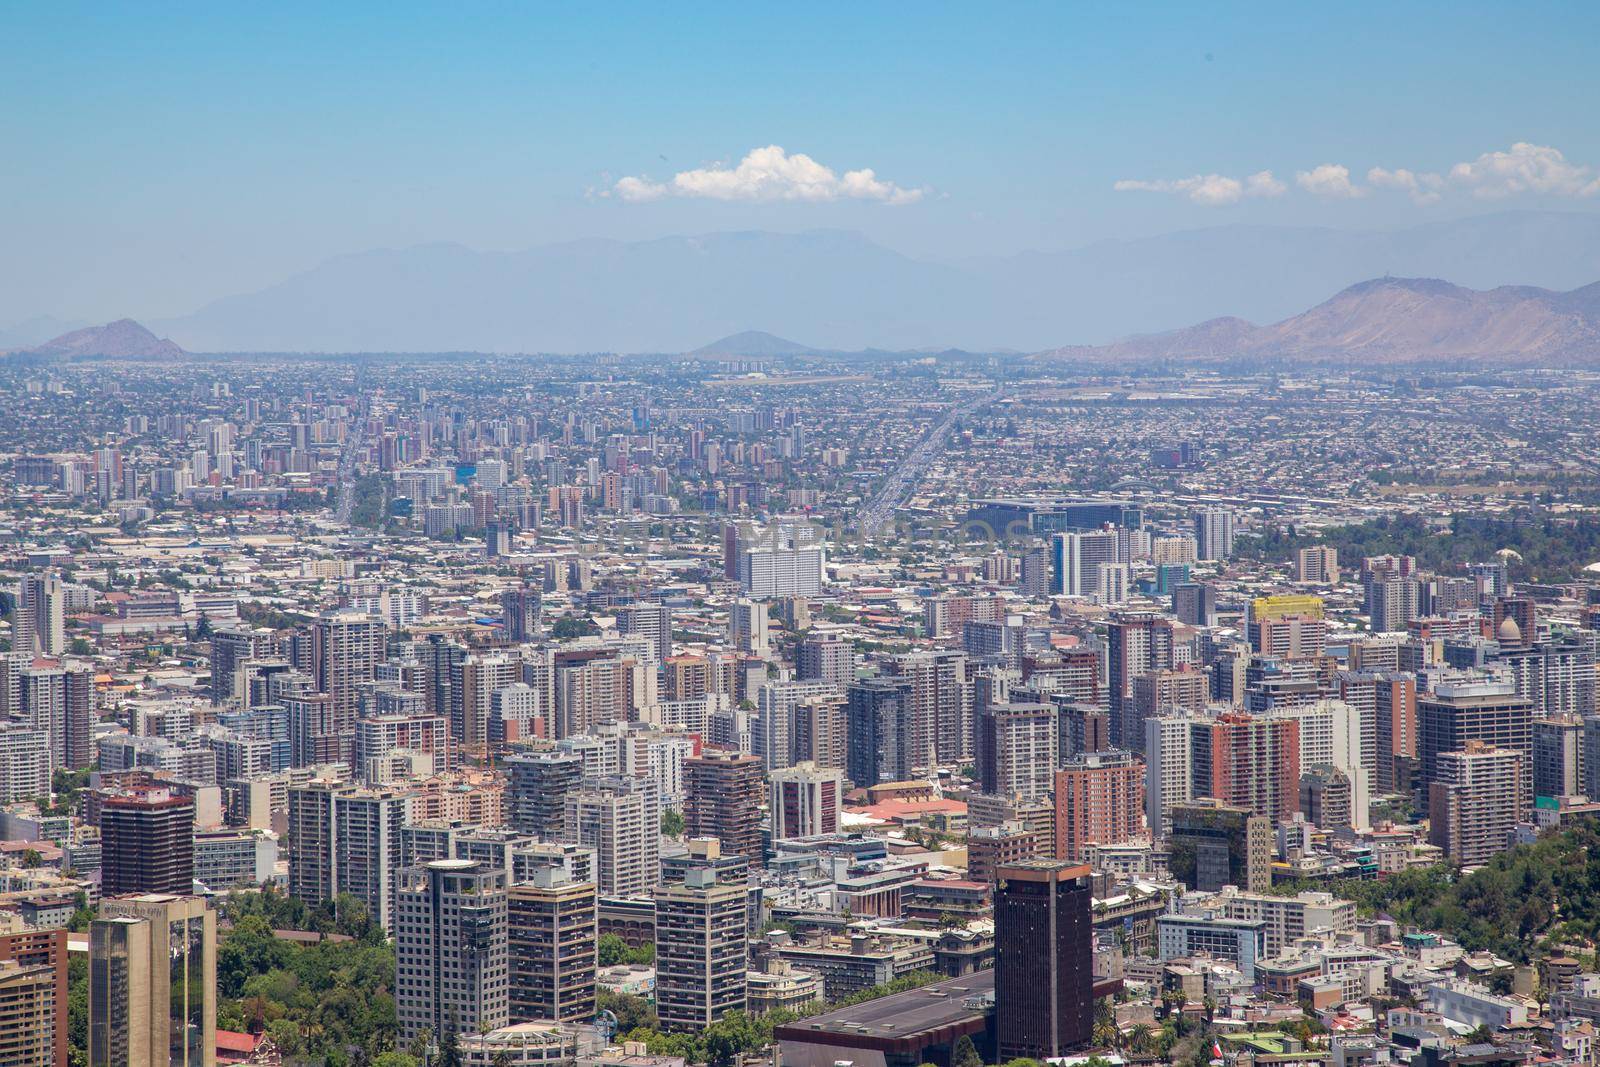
[21,318,187,360]
[1035,277,1600,366]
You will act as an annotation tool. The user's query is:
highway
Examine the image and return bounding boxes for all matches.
[333,417,366,526]
[855,387,1001,537]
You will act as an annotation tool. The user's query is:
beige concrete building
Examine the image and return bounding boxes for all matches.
[89,894,216,1067]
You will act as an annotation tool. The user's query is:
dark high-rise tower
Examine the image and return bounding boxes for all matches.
[99,788,196,896]
[994,860,1093,1061]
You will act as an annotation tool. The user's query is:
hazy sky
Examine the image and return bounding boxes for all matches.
[6,1,1600,325]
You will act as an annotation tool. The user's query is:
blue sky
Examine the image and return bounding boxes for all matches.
[5,2,1600,324]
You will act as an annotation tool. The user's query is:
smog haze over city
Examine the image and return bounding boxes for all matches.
[8,6,1600,1067]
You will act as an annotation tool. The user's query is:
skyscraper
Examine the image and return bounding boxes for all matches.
[508,867,598,1024]
[100,787,196,897]
[655,868,749,1033]
[684,749,764,863]
[974,703,1058,801]
[1107,612,1175,749]
[1192,508,1235,561]
[994,861,1094,1060]
[501,585,542,642]
[845,678,914,788]
[89,895,216,1067]
[1053,751,1145,862]
[311,608,385,728]
[1428,742,1525,866]
[504,752,584,839]
[13,573,64,657]
[395,859,509,1046]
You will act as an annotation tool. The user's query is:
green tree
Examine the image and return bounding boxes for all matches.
[661,809,686,839]
[951,1034,983,1067]
[599,933,629,967]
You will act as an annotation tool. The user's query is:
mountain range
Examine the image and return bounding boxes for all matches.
[1036,277,1600,366]
[93,210,1600,355]
[22,275,1600,368]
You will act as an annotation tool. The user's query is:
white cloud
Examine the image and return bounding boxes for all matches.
[1367,167,1444,205]
[1447,142,1600,199]
[1113,170,1283,206]
[1296,163,1365,199]
[613,145,924,205]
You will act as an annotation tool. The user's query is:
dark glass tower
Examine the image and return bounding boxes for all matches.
[995,860,1093,1060]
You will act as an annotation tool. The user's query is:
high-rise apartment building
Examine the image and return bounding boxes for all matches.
[994,861,1094,1060]
[100,787,196,897]
[845,678,915,788]
[887,650,971,770]
[655,868,748,1033]
[505,752,584,838]
[1429,742,1526,866]
[89,895,216,1067]
[618,602,674,665]
[1296,546,1339,584]
[563,776,659,897]
[13,574,65,657]
[769,762,842,841]
[1107,613,1175,749]
[0,926,67,1067]
[796,636,853,686]
[1262,699,1368,831]
[727,600,770,658]
[1193,712,1301,825]
[14,664,92,772]
[1053,751,1144,862]
[287,780,413,932]
[975,703,1058,801]
[507,867,598,1024]
[1051,530,1120,597]
[1248,595,1328,660]
[395,859,509,1046]
[501,585,542,642]
[1145,714,1197,838]
[684,749,763,863]
[1533,716,1583,800]
[210,627,281,705]
[1192,508,1235,561]
[0,958,58,1067]
[732,519,825,597]
[311,609,385,727]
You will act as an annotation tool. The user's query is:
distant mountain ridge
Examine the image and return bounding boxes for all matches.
[137,211,1600,353]
[691,330,816,357]
[1035,277,1600,366]
[19,319,187,360]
